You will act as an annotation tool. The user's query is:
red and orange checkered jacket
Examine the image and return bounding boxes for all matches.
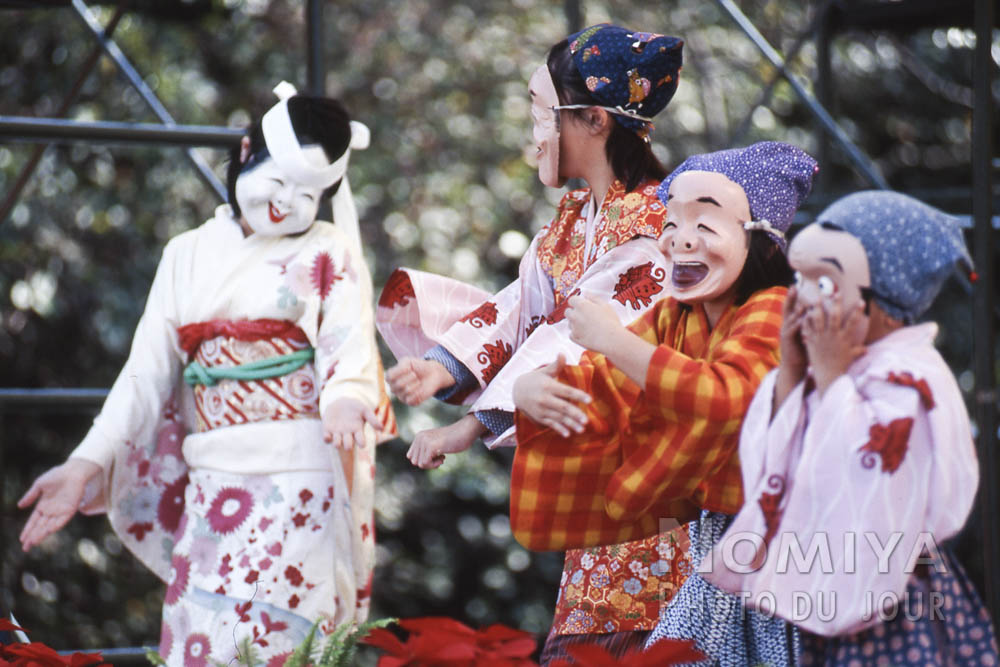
[510,286,786,551]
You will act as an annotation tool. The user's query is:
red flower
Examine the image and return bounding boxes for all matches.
[364,617,537,666]
[549,638,705,666]
[159,622,173,661]
[184,634,211,667]
[164,554,191,605]
[266,652,292,667]
[0,619,108,666]
[157,473,189,534]
[887,371,935,410]
[206,487,254,534]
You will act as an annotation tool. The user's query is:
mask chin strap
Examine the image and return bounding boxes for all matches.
[261,81,370,259]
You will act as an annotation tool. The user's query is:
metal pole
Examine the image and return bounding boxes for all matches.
[0,4,126,226]
[815,3,834,193]
[715,0,890,190]
[69,0,228,200]
[972,0,999,628]
[306,0,325,95]
[0,116,243,148]
[564,0,582,34]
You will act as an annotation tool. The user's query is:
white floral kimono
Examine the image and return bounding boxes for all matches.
[376,180,670,448]
[71,205,392,664]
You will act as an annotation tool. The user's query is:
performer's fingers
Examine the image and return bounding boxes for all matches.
[424,454,446,470]
[17,481,41,509]
[361,406,380,428]
[551,382,592,405]
[544,416,570,438]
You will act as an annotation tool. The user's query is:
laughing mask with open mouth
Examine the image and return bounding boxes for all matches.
[658,170,750,308]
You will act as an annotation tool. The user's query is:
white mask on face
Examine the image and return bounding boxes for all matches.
[657,170,751,309]
[234,148,325,237]
[788,222,872,346]
[529,64,564,188]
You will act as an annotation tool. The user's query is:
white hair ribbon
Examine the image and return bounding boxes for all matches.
[743,218,785,240]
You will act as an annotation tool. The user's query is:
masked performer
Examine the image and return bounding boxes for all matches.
[511,142,817,663]
[19,83,394,663]
[702,190,999,664]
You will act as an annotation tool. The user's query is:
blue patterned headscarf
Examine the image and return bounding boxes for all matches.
[567,24,683,136]
[657,141,819,249]
[816,190,972,323]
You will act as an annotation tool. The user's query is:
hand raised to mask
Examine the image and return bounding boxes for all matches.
[386,357,455,406]
[801,295,867,396]
[512,353,591,437]
[773,286,810,413]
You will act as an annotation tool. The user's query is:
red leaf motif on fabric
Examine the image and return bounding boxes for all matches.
[310,251,341,300]
[378,269,416,308]
[361,522,371,540]
[299,489,313,505]
[459,301,499,328]
[288,594,300,609]
[234,600,252,622]
[292,512,309,527]
[260,611,288,633]
[758,475,786,548]
[219,554,233,577]
[860,417,914,473]
[612,262,667,310]
[266,541,282,556]
[477,339,513,385]
[244,569,259,584]
[284,565,304,587]
[887,371,936,410]
[127,522,154,541]
[546,289,582,325]
[524,314,545,339]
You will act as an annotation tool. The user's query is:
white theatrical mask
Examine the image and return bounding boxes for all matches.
[788,222,872,346]
[658,170,751,311]
[234,146,327,237]
[529,64,564,188]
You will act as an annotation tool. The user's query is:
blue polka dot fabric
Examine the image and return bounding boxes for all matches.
[800,548,999,665]
[657,141,819,249]
[816,190,972,323]
[567,24,683,135]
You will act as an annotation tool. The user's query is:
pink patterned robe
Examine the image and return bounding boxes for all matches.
[703,324,990,647]
[71,205,392,664]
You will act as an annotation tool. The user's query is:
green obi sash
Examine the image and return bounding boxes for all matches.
[183,348,315,386]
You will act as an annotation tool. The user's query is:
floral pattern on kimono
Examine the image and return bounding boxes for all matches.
[70,206,390,663]
[375,179,668,448]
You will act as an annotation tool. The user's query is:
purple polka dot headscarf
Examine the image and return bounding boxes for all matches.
[657,141,819,249]
[816,190,972,323]
[567,24,683,136]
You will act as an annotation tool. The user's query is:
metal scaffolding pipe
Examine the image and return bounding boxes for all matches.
[715,0,890,190]
[972,0,999,627]
[0,116,243,148]
[70,0,228,200]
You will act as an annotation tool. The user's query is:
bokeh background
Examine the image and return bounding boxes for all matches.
[2,0,998,653]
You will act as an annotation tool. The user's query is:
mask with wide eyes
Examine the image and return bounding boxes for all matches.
[794,271,838,298]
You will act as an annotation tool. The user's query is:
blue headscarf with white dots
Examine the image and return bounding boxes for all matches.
[816,190,972,323]
[657,141,819,250]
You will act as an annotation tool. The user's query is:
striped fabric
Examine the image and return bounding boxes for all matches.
[510,287,786,552]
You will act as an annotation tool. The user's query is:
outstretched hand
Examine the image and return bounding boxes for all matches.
[386,357,455,406]
[19,458,102,551]
[323,397,380,450]
[512,354,591,437]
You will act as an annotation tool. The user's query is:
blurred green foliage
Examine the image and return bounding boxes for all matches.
[1,0,997,650]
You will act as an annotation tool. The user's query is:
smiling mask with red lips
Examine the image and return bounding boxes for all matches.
[234,147,326,237]
[658,170,750,309]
